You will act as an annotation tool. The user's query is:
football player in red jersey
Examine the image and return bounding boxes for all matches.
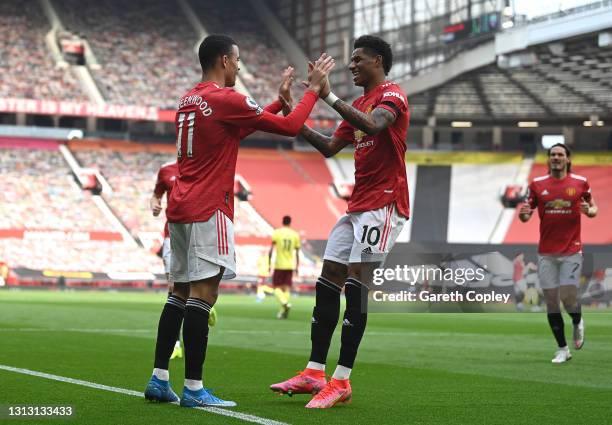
[150,160,218,361]
[519,143,598,363]
[151,160,178,286]
[270,35,410,408]
[144,34,335,407]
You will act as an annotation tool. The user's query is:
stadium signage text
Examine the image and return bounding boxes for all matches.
[0,98,159,121]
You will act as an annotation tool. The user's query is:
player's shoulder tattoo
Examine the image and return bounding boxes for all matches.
[372,106,396,125]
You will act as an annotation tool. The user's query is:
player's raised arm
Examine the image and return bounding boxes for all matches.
[238,67,295,140]
[300,127,351,158]
[320,82,397,136]
[277,86,351,158]
[226,54,335,137]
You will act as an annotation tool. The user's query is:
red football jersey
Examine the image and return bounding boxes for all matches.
[153,161,178,237]
[527,173,591,255]
[167,81,318,223]
[333,81,410,218]
[512,257,524,282]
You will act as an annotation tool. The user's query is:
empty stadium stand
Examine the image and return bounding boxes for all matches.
[0,0,86,101]
[237,148,347,240]
[54,0,200,108]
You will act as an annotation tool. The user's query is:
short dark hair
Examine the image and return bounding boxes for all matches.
[548,143,571,172]
[198,34,237,72]
[354,35,393,75]
[282,215,291,226]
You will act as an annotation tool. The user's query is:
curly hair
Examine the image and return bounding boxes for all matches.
[354,35,393,75]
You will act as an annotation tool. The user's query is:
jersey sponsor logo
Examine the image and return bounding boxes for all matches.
[355,140,374,150]
[383,91,404,103]
[544,198,572,214]
[354,105,373,142]
[566,187,577,196]
[245,97,263,115]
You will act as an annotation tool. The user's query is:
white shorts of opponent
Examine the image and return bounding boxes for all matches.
[169,210,236,283]
[323,203,407,265]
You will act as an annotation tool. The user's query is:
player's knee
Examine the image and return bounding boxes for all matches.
[172,282,189,301]
[545,301,561,313]
[321,261,347,286]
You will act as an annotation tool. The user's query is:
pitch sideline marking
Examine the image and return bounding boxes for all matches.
[0,364,289,425]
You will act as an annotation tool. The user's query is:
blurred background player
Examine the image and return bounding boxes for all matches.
[150,160,183,360]
[268,215,300,319]
[271,35,410,408]
[519,143,598,363]
[144,34,335,408]
[512,252,538,311]
[255,252,274,302]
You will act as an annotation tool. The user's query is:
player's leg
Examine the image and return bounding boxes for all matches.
[180,272,234,407]
[145,225,188,402]
[162,236,183,360]
[559,254,584,349]
[279,283,292,319]
[540,256,571,363]
[272,270,290,318]
[307,204,406,408]
[270,217,352,395]
[180,214,236,407]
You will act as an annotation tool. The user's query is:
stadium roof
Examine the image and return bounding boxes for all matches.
[408,32,612,123]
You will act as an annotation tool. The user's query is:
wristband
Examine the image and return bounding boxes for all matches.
[323,91,339,107]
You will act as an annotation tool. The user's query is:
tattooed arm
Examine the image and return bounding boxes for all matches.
[330,100,398,136]
[300,126,351,158]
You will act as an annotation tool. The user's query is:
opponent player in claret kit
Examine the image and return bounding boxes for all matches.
[270,35,410,408]
[143,34,335,408]
[519,143,598,364]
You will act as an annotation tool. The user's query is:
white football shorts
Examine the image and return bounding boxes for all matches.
[323,203,407,265]
[169,210,236,283]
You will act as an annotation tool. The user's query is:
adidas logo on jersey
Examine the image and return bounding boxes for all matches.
[542,189,549,195]
[311,317,318,324]
[342,319,353,327]
[362,247,373,254]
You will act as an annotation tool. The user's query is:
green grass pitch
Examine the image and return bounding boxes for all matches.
[1,289,611,425]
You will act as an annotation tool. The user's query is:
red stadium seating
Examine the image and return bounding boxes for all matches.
[237,149,346,239]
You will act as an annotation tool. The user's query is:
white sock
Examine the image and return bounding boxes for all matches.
[332,365,352,380]
[174,340,181,348]
[185,379,203,391]
[153,368,169,381]
[306,361,325,372]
